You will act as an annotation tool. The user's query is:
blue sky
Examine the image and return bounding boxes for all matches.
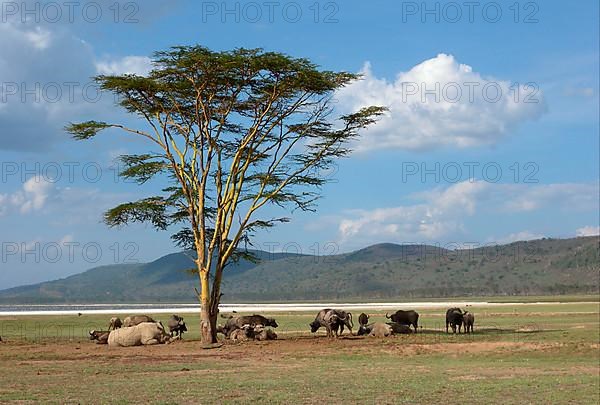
[0,0,598,288]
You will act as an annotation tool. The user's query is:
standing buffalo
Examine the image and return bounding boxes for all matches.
[358,313,370,326]
[446,308,464,333]
[122,315,156,328]
[108,317,122,331]
[167,315,187,339]
[463,311,474,333]
[385,310,419,333]
[310,309,353,337]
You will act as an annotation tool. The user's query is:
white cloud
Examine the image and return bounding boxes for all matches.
[576,226,600,237]
[490,231,546,245]
[0,194,7,216]
[339,180,487,243]
[0,21,99,151]
[336,54,546,151]
[58,234,75,245]
[0,19,143,151]
[337,181,598,246]
[9,176,56,213]
[501,183,599,213]
[23,26,52,50]
[96,56,153,76]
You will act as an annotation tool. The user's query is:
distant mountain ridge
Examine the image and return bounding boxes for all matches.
[0,237,597,303]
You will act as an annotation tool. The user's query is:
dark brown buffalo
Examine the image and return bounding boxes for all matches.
[463,311,474,333]
[89,330,110,344]
[108,317,122,331]
[446,308,464,333]
[385,310,419,333]
[387,323,413,334]
[358,313,370,326]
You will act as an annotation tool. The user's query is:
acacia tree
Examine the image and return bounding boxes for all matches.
[67,46,385,344]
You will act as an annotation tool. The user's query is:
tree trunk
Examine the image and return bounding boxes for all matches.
[199,271,218,344]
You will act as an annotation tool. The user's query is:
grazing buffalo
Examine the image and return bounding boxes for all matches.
[108,322,171,347]
[108,317,122,331]
[122,315,156,328]
[167,315,187,339]
[385,310,419,333]
[222,314,278,338]
[89,330,110,344]
[463,311,475,333]
[446,308,464,333]
[358,313,370,326]
[310,309,353,338]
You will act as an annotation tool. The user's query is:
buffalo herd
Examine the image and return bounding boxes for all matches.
[89,307,476,346]
[89,314,188,346]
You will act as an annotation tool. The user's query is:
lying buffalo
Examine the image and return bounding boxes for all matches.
[228,324,277,342]
[108,322,171,347]
[222,314,278,338]
[387,323,413,334]
[369,323,393,338]
[446,308,464,333]
[310,309,353,337]
[89,330,110,344]
[463,311,475,333]
[385,310,419,333]
[254,325,278,341]
[122,315,156,328]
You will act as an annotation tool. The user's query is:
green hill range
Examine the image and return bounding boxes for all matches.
[0,236,597,303]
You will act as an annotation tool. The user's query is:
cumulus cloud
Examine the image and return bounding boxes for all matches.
[576,226,600,237]
[5,176,56,214]
[336,54,546,151]
[0,19,149,151]
[96,56,153,76]
[337,181,598,246]
[339,181,486,242]
[0,21,96,151]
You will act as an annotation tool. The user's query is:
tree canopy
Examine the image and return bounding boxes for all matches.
[67,45,386,343]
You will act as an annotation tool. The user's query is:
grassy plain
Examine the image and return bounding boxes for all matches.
[0,299,598,404]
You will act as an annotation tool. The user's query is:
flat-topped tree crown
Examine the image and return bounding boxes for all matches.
[66,45,386,343]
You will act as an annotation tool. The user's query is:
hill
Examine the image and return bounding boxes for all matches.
[0,237,597,303]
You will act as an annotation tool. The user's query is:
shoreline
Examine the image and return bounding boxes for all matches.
[1,300,597,316]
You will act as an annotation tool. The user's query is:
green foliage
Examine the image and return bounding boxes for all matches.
[65,45,385,294]
[65,121,110,140]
